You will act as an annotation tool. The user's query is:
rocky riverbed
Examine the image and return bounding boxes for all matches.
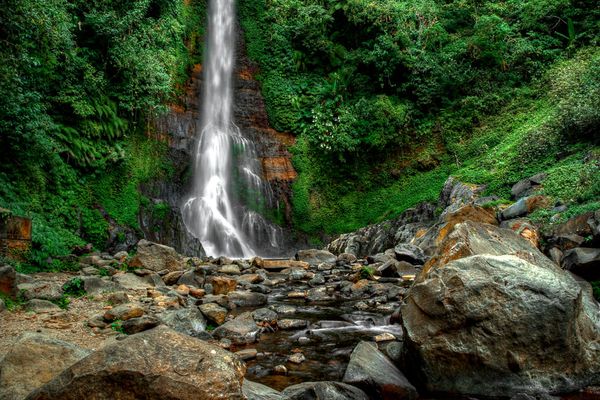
[0,177,599,399]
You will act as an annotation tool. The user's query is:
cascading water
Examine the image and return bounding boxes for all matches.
[182,0,284,258]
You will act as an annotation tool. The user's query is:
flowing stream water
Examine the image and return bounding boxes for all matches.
[182,0,284,258]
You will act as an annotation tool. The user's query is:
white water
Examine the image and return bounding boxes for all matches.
[182,0,283,258]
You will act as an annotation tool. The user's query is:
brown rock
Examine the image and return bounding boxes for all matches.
[103,304,144,321]
[189,287,206,299]
[500,219,540,248]
[162,270,184,285]
[211,276,237,295]
[199,302,228,325]
[128,239,184,272]
[25,326,246,400]
[0,332,90,400]
[0,264,17,299]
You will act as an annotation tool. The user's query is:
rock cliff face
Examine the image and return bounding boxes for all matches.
[140,29,297,256]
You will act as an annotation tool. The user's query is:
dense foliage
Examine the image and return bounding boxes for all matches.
[0,0,205,269]
[239,0,599,236]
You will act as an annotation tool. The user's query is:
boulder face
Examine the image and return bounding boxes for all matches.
[402,254,600,396]
[281,381,369,400]
[0,332,90,400]
[420,220,555,277]
[343,341,417,400]
[295,249,336,265]
[129,239,185,272]
[25,326,246,400]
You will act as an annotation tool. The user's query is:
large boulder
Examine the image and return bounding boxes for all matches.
[343,341,417,400]
[17,281,63,302]
[296,249,336,265]
[402,254,600,396]
[414,205,498,256]
[128,239,185,272]
[420,220,556,277]
[0,332,90,400]
[25,326,246,400]
[438,176,486,217]
[281,381,369,400]
[157,307,208,338]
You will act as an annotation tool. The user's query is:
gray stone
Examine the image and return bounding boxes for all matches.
[252,308,278,323]
[227,291,267,307]
[296,249,336,265]
[402,254,600,396]
[438,176,486,217]
[500,198,529,220]
[106,291,129,305]
[281,381,369,400]
[288,267,307,281]
[25,326,245,400]
[157,307,208,339]
[219,264,241,275]
[112,273,155,290]
[511,173,547,199]
[212,312,259,345]
[242,380,282,400]
[128,239,185,272]
[562,247,600,280]
[26,299,61,313]
[79,276,120,295]
[0,332,90,400]
[308,273,325,286]
[17,281,62,302]
[278,319,308,330]
[393,244,427,265]
[343,341,417,400]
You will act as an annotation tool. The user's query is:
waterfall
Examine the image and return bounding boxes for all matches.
[182,0,284,258]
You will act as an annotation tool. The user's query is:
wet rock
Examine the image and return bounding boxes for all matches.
[272,304,296,315]
[228,291,267,307]
[337,253,357,265]
[211,276,237,295]
[343,341,417,400]
[25,326,245,400]
[120,315,161,334]
[238,273,263,284]
[278,319,308,330]
[128,239,185,272]
[0,332,90,400]
[296,249,336,265]
[287,290,307,299]
[287,267,308,281]
[281,381,369,400]
[242,379,282,400]
[199,302,228,325]
[157,307,208,338]
[374,333,396,342]
[562,247,600,280]
[394,244,427,265]
[253,308,278,323]
[307,286,333,301]
[219,264,241,275]
[288,352,306,364]
[308,273,325,286]
[103,304,144,321]
[26,299,61,313]
[382,341,403,364]
[236,348,258,361]
[17,281,62,302]
[212,311,259,345]
[402,254,600,396]
[273,365,287,375]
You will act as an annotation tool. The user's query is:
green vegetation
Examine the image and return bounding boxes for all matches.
[0,0,206,270]
[359,266,375,280]
[239,0,599,235]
